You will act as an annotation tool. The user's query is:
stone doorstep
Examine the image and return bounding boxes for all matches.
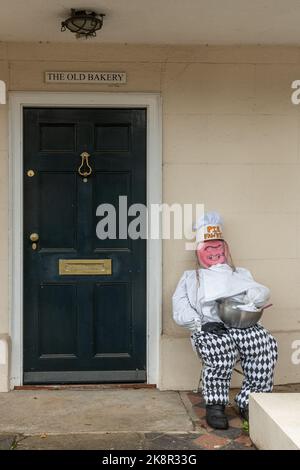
[249,393,300,450]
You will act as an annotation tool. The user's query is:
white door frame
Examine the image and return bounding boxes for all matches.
[9,92,162,388]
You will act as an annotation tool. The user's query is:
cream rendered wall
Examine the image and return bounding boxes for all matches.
[1,42,300,389]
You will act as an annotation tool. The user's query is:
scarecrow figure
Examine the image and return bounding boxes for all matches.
[172,212,278,429]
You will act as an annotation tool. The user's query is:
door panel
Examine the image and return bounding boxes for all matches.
[23,107,146,384]
[94,123,130,152]
[93,171,132,250]
[39,123,76,152]
[93,282,132,356]
[38,284,78,358]
[39,172,77,249]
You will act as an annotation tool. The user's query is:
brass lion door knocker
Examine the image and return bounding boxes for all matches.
[78,151,93,178]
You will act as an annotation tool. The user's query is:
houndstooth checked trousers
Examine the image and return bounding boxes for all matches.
[191,324,278,409]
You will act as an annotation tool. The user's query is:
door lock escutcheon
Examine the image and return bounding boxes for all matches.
[30,233,39,242]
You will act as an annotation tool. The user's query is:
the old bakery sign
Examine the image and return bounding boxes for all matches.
[45,71,127,84]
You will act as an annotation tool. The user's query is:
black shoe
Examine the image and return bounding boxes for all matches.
[239,407,249,422]
[206,404,229,430]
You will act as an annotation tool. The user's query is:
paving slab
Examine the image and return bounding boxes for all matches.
[0,434,17,450]
[14,432,204,451]
[15,432,145,450]
[143,432,201,451]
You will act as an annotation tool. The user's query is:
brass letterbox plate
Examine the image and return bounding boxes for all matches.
[59,259,112,276]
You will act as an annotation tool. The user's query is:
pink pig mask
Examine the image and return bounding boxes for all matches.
[196,240,228,268]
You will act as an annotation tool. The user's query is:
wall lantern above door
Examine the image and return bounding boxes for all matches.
[61,9,105,39]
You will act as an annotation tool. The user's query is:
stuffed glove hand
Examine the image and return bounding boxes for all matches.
[201,322,228,336]
[244,286,270,308]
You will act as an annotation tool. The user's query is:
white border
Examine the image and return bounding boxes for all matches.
[9,92,162,388]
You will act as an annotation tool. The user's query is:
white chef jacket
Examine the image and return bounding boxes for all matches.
[172,263,270,332]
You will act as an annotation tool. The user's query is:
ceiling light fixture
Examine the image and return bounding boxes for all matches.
[61,9,105,39]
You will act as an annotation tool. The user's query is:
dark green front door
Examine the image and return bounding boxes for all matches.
[23,107,146,384]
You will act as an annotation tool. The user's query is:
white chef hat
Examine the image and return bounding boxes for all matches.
[193,211,224,243]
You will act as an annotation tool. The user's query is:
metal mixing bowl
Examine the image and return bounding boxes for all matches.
[217,298,263,329]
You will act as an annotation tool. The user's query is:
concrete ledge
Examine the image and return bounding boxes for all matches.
[0,334,10,392]
[0,79,6,104]
[249,393,300,450]
[159,335,244,390]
